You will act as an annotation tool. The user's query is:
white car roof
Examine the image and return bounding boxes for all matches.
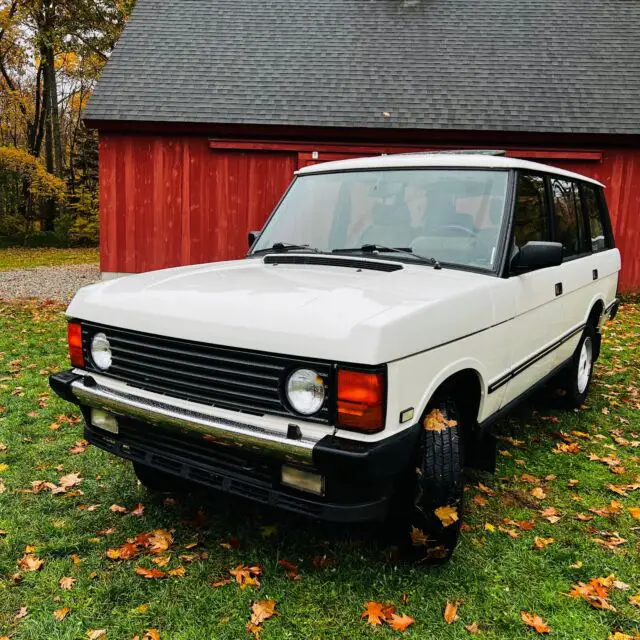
[296,153,604,187]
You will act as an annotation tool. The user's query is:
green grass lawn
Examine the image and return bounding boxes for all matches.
[0,248,99,271]
[0,301,638,640]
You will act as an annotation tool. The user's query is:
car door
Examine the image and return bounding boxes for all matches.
[496,172,565,407]
[551,179,621,366]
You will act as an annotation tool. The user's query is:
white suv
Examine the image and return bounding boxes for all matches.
[50,153,620,561]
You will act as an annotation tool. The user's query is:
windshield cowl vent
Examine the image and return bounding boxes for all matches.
[262,255,404,272]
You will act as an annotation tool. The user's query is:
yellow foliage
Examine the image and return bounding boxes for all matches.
[0,147,66,201]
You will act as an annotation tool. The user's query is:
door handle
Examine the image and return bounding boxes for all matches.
[555,283,563,296]
[593,269,598,280]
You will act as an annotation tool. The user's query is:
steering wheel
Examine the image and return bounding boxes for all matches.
[433,224,476,237]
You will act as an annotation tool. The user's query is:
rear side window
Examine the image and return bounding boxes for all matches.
[550,178,586,258]
[513,173,550,249]
[582,184,608,252]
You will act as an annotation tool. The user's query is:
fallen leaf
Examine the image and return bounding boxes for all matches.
[130,503,145,517]
[14,606,28,621]
[53,607,70,621]
[473,495,488,507]
[168,566,186,577]
[250,599,278,625]
[444,600,461,624]
[410,526,429,546]
[59,473,82,488]
[531,487,546,500]
[69,440,88,454]
[211,578,232,588]
[465,622,480,634]
[17,554,44,572]
[434,505,459,527]
[629,593,640,607]
[424,408,457,432]
[59,576,76,590]
[144,630,160,640]
[570,560,583,569]
[532,537,555,550]
[361,601,396,626]
[109,504,127,513]
[229,564,262,589]
[629,507,640,520]
[387,613,415,631]
[277,559,300,581]
[521,611,551,634]
[259,525,278,537]
[86,631,107,640]
[135,567,167,579]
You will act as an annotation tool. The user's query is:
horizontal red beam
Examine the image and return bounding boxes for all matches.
[505,150,602,161]
[209,139,603,162]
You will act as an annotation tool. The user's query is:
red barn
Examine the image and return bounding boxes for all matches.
[84,0,640,292]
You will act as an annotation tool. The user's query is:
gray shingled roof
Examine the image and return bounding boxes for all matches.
[84,0,640,134]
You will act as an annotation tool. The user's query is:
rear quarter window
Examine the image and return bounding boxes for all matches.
[581,183,612,251]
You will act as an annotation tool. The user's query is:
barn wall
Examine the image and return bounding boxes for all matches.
[99,133,640,291]
[99,134,296,274]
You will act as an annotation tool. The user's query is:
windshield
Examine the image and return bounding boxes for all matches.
[251,169,510,270]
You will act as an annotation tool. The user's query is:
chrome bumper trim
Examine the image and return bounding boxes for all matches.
[70,381,316,463]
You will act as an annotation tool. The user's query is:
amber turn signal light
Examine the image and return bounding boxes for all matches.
[336,369,385,432]
[67,321,85,368]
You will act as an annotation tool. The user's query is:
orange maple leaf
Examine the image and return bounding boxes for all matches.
[629,507,640,519]
[444,600,460,624]
[387,613,415,631]
[135,567,167,579]
[17,554,44,572]
[250,600,278,625]
[521,611,551,634]
[229,564,262,589]
[59,576,76,590]
[53,607,70,621]
[144,629,161,640]
[424,409,457,432]
[361,601,396,626]
[434,505,459,527]
[532,537,555,550]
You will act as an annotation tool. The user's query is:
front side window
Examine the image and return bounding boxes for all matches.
[513,173,549,249]
[582,184,607,252]
[550,178,586,258]
[251,169,510,271]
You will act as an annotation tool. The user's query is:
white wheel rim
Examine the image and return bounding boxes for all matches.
[577,337,593,394]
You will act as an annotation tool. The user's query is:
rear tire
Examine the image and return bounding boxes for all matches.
[556,324,596,409]
[132,461,184,492]
[391,392,464,563]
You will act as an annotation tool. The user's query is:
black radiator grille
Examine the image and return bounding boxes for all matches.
[81,322,333,422]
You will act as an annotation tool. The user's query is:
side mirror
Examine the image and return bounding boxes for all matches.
[511,241,563,273]
[248,230,261,250]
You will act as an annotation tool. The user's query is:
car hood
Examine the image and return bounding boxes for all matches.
[68,257,500,364]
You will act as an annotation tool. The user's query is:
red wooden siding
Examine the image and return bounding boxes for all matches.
[100,134,640,291]
[99,134,296,273]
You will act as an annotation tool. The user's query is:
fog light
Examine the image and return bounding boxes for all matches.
[281,465,324,496]
[91,408,119,434]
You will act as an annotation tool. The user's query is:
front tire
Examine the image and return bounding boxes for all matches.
[557,324,596,409]
[393,393,465,563]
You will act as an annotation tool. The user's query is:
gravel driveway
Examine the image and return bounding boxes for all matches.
[0,264,100,302]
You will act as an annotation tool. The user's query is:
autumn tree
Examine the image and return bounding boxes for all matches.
[0,0,134,240]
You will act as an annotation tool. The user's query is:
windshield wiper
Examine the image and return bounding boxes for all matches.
[333,244,442,269]
[253,242,320,255]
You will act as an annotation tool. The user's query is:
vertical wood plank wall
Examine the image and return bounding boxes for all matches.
[99,134,296,274]
[99,134,640,291]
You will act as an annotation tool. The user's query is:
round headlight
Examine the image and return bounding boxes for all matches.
[286,368,325,415]
[91,332,112,370]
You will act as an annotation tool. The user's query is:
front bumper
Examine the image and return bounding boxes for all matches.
[50,371,419,522]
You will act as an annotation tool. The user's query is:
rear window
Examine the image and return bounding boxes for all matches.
[581,184,609,252]
[550,178,587,258]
